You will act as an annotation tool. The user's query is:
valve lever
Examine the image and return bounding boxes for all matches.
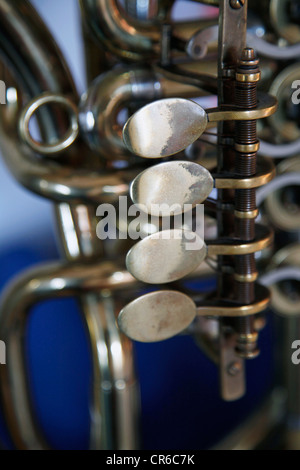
[123,95,277,158]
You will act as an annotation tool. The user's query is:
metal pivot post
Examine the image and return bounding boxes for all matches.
[217,0,248,401]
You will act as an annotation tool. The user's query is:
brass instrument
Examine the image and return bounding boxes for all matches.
[0,0,299,450]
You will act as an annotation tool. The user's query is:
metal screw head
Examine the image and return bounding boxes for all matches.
[230,0,244,9]
[227,361,242,376]
[241,47,255,61]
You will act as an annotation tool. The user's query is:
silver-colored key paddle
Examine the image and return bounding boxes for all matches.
[118,290,197,342]
[130,160,213,216]
[126,229,207,284]
[123,95,277,158]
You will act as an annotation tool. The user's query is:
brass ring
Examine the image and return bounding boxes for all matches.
[234,209,259,219]
[19,92,79,155]
[234,141,260,153]
[234,272,259,283]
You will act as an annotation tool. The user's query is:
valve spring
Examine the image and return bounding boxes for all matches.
[235,84,257,109]
[234,48,261,357]
[236,253,256,274]
[235,280,255,304]
[236,121,257,144]
[235,219,255,240]
[236,153,256,175]
[235,188,256,211]
[236,315,255,335]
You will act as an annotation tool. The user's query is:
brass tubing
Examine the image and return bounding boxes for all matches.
[0,0,76,97]
[79,0,215,62]
[80,293,140,450]
[54,203,104,262]
[0,0,78,145]
[0,261,140,449]
[0,83,136,203]
[79,0,167,61]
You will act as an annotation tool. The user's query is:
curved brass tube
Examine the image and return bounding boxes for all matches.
[79,0,216,62]
[0,0,78,143]
[0,116,136,203]
[0,261,140,449]
[0,0,76,97]
[79,0,172,61]
[0,251,215,450]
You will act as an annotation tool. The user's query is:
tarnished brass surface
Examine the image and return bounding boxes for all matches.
[118,283,270,344]
[234,209,259,219]
[0,0,141,451]
[270,0,300,44]
[79,0,218,62]
[19,92,79,155]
